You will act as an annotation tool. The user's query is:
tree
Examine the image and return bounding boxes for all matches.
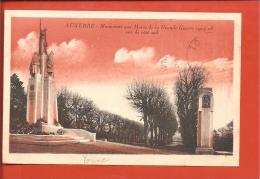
[147,84,177,146]
[156,101,178,145]
[57,88,76,128]
[126,81,178,146]
[175,65,208,151]
[57,88,98,130]
[126,81,152,145]
[10,73,27,133]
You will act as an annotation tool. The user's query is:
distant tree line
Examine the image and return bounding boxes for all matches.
[57,88,144,144]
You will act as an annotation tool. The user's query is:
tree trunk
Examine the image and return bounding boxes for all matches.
[150,122,154,146]
[158,128,161,145]
[143,113,149,146]
[154,125,158,146]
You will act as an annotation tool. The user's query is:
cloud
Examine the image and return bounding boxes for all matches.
[12,31,88,70]
[12,31,38,64]
[203,58,233,71]
[114,47,155,64]
[48,39,87,64]
[155,54,233,84]
[156,55,189,69]
[156,54,232,71]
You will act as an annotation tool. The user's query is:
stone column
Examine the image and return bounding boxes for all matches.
[196,88,214,154]
[26,74,41,125]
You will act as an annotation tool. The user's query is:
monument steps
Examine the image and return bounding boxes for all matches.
[79,139,91,143]
[10,134,88,146]
[14,135,84,140]
[62,128,96,142]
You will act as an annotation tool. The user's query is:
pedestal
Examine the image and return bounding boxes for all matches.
[195,147,215,154]
[196,88,215,154]
[34,122,63,134]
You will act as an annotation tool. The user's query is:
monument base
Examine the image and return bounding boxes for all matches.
[34,122,63,134]
[62,128,96,142]
[195,147,215,154]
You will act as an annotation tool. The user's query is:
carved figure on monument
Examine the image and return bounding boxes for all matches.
[47,51,54,76]
[202,94,211,108]
[29,52,40,76]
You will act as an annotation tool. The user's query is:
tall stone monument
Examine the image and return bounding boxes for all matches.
[26,20,61,133]
[196,88,214,154]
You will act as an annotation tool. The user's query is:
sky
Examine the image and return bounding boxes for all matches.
[11,17,234,129]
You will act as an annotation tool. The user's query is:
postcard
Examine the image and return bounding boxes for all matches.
[3,10,241,165]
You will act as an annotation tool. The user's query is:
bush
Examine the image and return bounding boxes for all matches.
[213,133,233,152]
[12,121,34,134]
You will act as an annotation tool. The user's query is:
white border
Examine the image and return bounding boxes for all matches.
[3,10,241,166]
